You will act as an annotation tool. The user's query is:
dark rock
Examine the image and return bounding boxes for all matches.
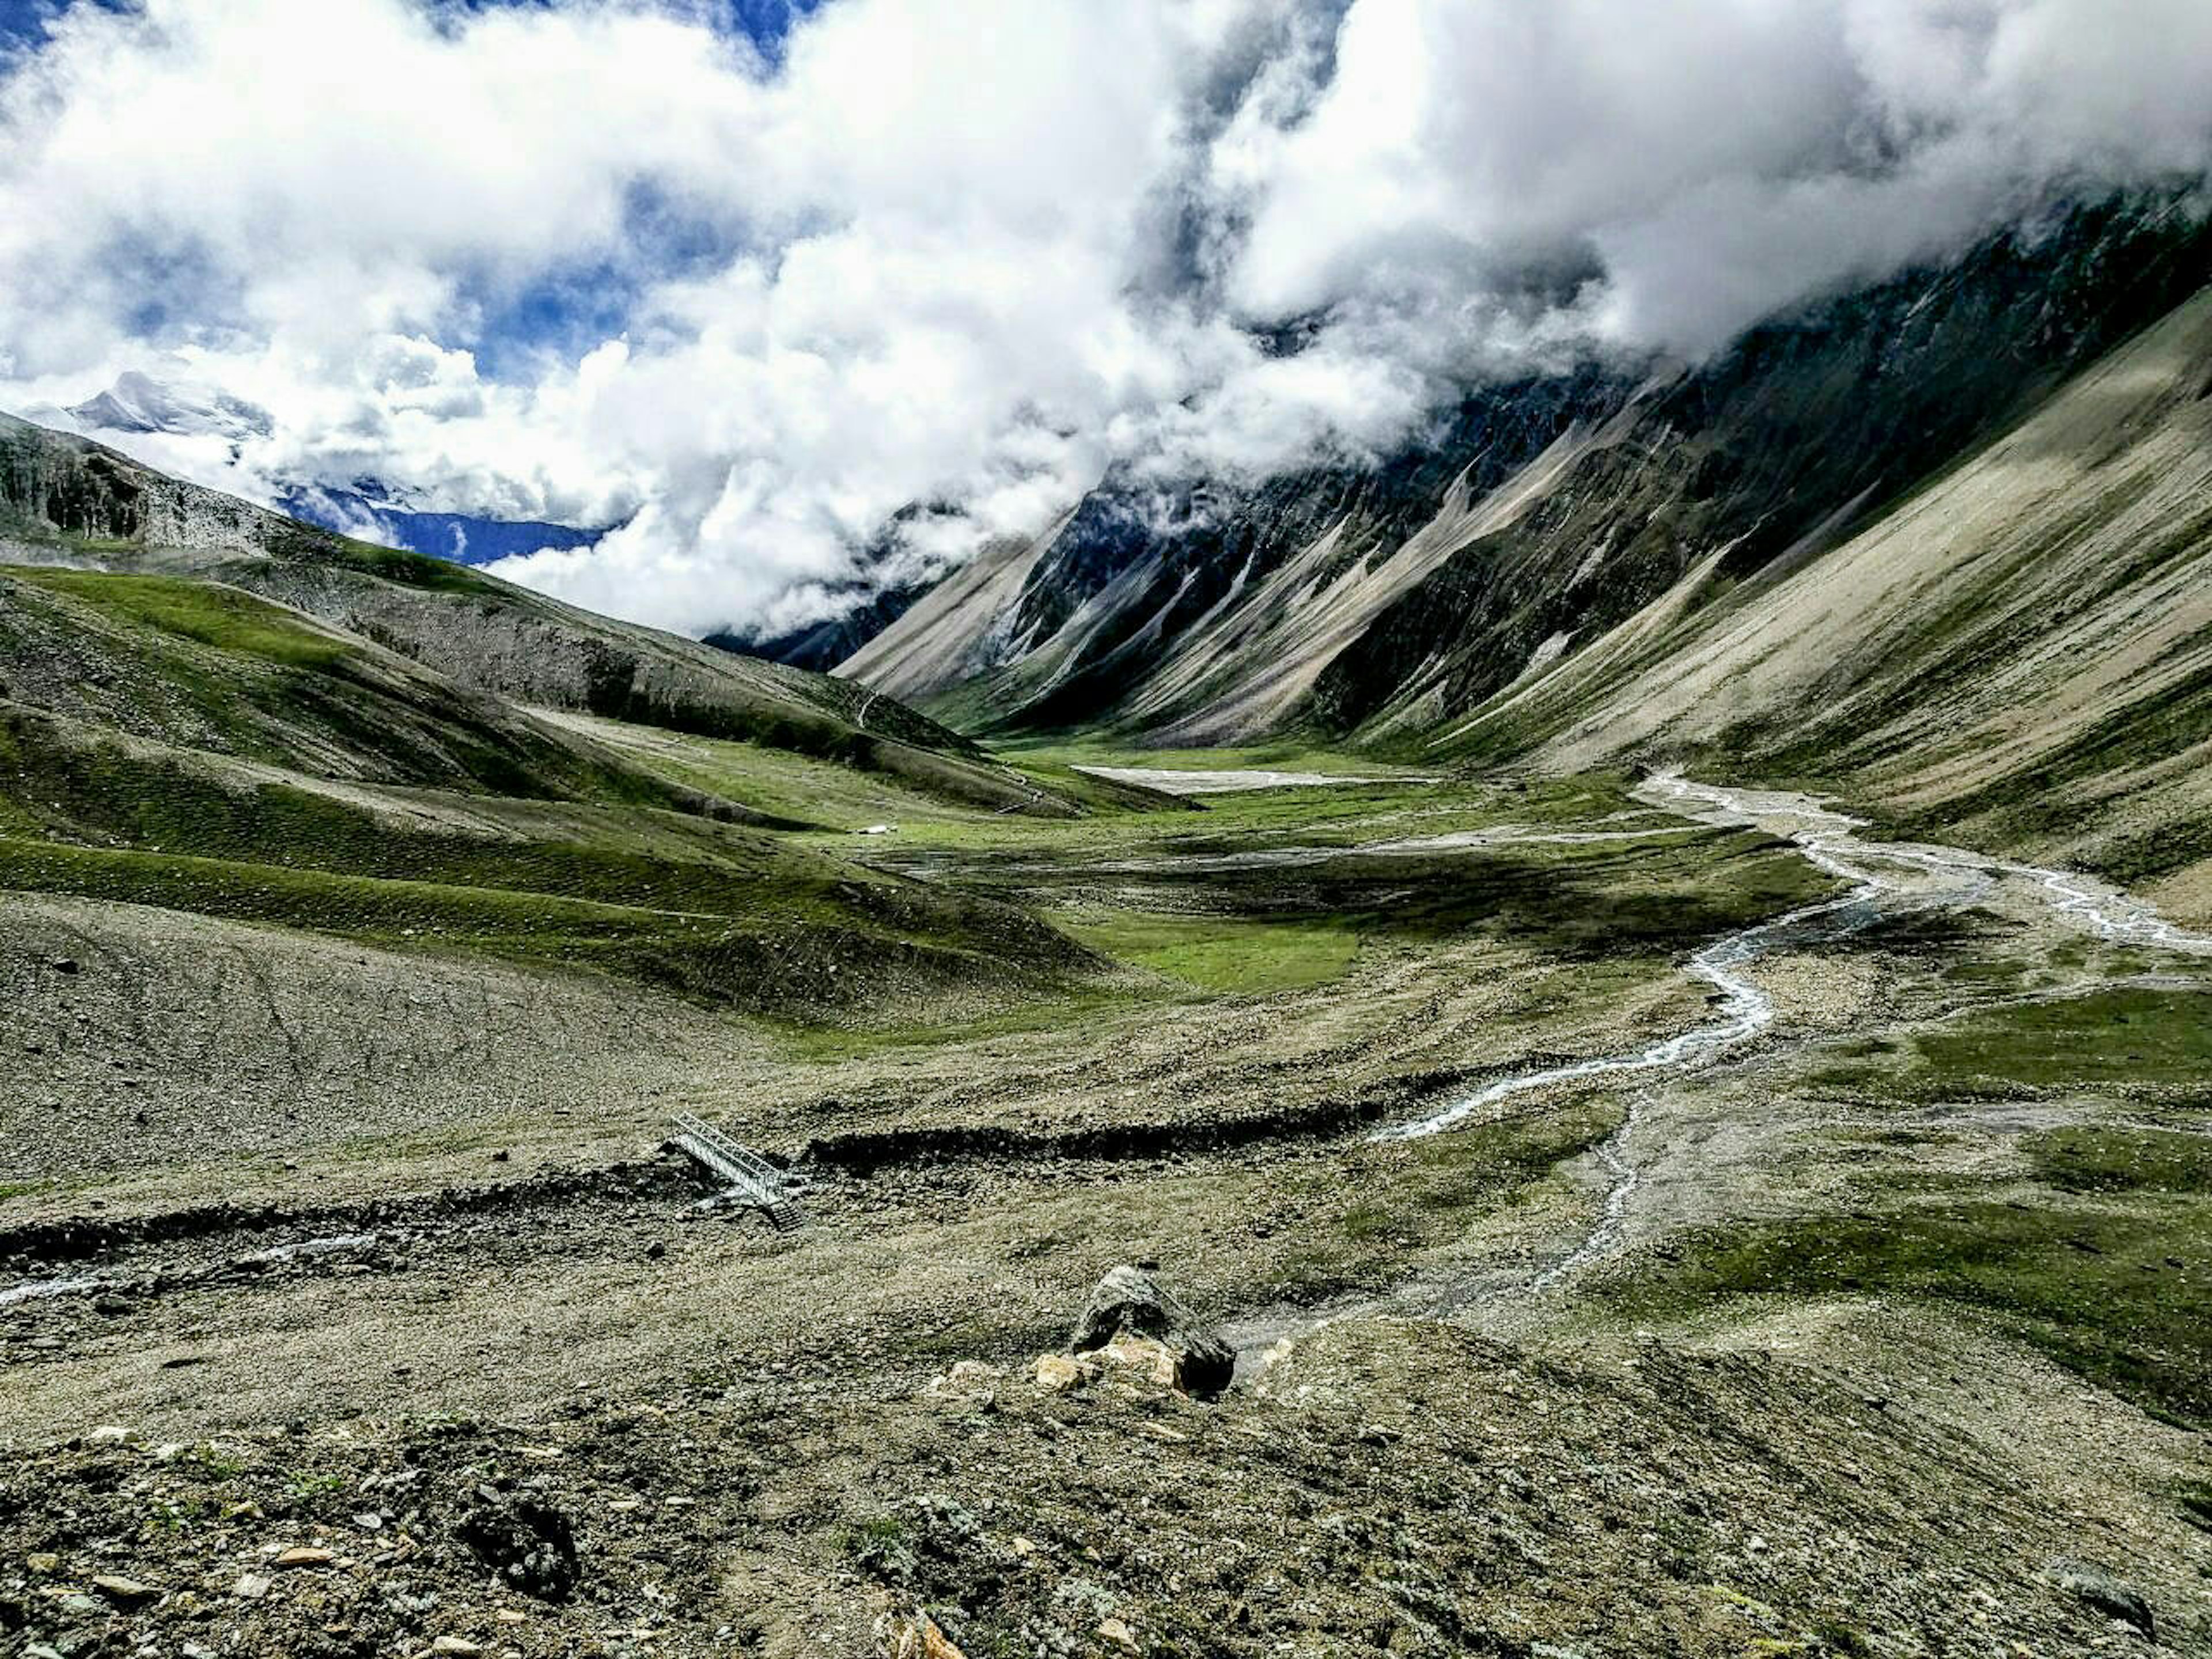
[458,1491,581,1603]
[2047,1558,2155,1640]
[1068,1265,1234,1399]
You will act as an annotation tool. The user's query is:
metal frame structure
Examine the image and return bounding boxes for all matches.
[669,1112,806,1229]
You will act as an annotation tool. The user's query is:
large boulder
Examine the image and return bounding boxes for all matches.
[1068,1266,1234,1398]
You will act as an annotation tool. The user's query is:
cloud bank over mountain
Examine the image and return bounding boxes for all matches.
[2,0,2207,635]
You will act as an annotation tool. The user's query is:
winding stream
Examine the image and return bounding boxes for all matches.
[1227,772,2212,1368]
[1377,772,2212,1145]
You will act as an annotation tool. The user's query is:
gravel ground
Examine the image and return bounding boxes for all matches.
[6,800,2212,1657]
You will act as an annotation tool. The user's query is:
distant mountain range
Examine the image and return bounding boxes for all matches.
[843,192,2212,751]
[37,372,608,569]
[270,479,606,568]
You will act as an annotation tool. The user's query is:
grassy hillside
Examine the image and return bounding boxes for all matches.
[0,566,729,812]
[0,562,1099,1022]
[0,410,1074,819]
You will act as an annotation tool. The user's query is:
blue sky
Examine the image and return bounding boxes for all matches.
[0,0,86,54]
[0,0,821,57]
[0,0,815,388]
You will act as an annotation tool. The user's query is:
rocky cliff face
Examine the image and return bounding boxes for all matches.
[0,415,286,554]
[843,192,2212,751]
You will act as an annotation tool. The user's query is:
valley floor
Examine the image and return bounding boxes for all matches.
[3,755,2211,1657]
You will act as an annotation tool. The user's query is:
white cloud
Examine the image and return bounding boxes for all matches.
[0,0,2206,638]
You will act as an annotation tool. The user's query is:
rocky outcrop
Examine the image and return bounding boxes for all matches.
[0,413,281,553]
[1066,1266,1234,1398]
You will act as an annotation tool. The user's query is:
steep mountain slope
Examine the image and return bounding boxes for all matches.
[1457,285,2212,916]
[843,193,2212,756]
[0,410,1067,816]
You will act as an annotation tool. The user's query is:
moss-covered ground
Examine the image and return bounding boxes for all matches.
[1608,980,2212,1429]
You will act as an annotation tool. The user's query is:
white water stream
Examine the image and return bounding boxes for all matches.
[1226,774,2212,1367]
[1377,772,2212,1145]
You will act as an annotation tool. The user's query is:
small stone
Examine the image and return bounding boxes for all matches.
[432,1639,484,1656]
[353,1511,385,1532]
[92,1574,159,1607]
[86,1425,138,1445]
[933,1358,1003,1399]
[2047,1558,2154,1640]
[1033,1353,1097,1393]
[1102,1333,1181,1388]
[895,1613,966,1659]
[1097,1616,1140,1652]
[233,1573,273,1600]
[26,1552,60,1573]
[273,1546,335,1569]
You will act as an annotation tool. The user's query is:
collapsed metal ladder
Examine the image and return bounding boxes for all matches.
[668,1112,806,1230]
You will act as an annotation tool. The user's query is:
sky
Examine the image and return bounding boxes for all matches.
[1,0,2208,639]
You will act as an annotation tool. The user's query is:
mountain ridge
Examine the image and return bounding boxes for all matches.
[841,192,2212,760]
[0,407,1081,817]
